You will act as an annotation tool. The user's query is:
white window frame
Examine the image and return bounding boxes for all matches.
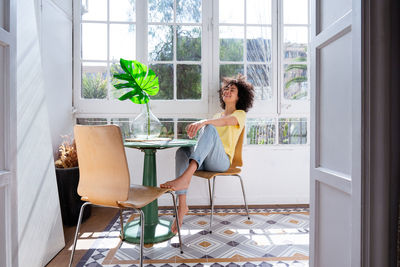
[212,0,310,145]
[0,0,17,265]
[73,0,211,117]
[73,0,310,146]
[278,0,310,115]
[211,0,278,116]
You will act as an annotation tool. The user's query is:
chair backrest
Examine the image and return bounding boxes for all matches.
[231,127,245,168]
[74,125,130,207]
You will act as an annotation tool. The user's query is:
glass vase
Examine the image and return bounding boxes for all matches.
[131,102,162,139]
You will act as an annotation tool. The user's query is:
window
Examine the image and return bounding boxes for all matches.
[74,0,209,115]
[148,0,203,101]
[74,0,309,145]
[80,0,136,100]
[218,0,273,102]
[281,0,309,112]
[278,118,307,144]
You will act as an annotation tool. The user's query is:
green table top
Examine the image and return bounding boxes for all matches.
[124,138,197,149]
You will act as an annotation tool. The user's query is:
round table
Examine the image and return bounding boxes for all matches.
[123,139,196,244]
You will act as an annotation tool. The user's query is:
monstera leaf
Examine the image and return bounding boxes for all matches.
[113,59,159,104]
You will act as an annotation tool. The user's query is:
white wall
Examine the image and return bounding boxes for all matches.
[126,146,310,206]
[16,0,65,266]
[41,0,73,154]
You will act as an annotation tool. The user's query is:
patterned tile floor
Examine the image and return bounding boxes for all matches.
[77,207,309,267]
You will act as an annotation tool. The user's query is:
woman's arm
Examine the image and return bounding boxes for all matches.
[186,115,239,139]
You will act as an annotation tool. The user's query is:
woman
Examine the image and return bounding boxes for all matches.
[160,74,255,233]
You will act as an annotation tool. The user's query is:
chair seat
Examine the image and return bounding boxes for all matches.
[194,167,241,179]
[81,184,171,209]
[119,184,171,209]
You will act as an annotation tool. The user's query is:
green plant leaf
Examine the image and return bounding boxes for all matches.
[118,89,140,101]
[294,56,307,62]
[285,64,307,72]
[285,76,307,89]
[113,58,159,103]
[113,73,133,81]
[130,94,149,104]
[113,82,138,89]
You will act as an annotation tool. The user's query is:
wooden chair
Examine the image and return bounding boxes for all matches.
[193,128,250,233]
[69,125,182,267]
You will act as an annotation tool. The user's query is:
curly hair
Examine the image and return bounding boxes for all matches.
[218,73,255,112]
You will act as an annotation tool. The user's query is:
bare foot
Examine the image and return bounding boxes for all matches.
[160,176,190,191]
[171,204,189,234]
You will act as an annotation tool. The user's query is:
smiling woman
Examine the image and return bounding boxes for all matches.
[159,73,254,233]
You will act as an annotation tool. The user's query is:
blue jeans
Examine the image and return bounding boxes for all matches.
[175,125,230,195]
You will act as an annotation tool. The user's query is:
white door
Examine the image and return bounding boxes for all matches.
[0,0,17,267]
[310,0,362,266]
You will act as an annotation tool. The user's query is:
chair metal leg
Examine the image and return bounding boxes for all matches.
[69,201,91,267]
[169,192,183,254]
[119,208,125,240]
[138,209,145,267]
[237,175,250,220]
[207,179,213,208]
[209,177,217,233]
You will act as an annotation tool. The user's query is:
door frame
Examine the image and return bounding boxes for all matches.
[362,0,400,266]
[309,0,362,266]
[0,0,17,266]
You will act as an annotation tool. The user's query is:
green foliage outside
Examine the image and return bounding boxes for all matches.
[284,50,308,100]
[279,118,307,144]
[82,72,107,99]
[159,119,174,138]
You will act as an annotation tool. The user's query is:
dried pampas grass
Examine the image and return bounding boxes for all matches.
[55,135,78,168]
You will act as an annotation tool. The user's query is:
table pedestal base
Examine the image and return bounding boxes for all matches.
[123,218,175,244]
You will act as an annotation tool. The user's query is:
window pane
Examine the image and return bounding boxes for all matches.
[110,0,136,22]
[246,118,275,145]
[82,23,107,60]
[247,0,272,24]
[159,118,174,138]
[81,0,107,21]
[81,62,107,99]
[177,26,201,61]
[148,0,173,23]
[219,0,244,24]
[219,64,244,81]
[76,118,107,125]
[177,64,201,99]
[283,0,308,24]
[220,26,244,61]
[110,24,136,62]
[283,63,307,100]
[111,118,131,139]
[150,64,173,100]
[177,119,200,139]
[283,26,308,61]
[148,25,173,61]
[279,118,307,144]
[247,64,272,100]
[177,0,202,23]
[247,26,272,62]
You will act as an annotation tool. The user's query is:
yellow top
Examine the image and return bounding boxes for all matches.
[213,110,246,164]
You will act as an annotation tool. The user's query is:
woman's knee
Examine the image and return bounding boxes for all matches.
[176,147,191,159]
[203,124,217,135]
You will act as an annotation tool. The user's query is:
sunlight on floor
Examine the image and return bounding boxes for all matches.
[75,207,309,266]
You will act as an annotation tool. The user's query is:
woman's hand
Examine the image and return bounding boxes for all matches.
[186,120,207,139]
